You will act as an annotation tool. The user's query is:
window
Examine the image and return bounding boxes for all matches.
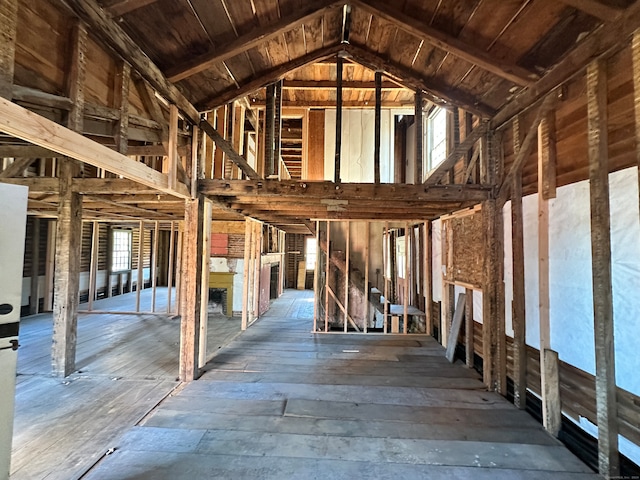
[427,107,447,170]
[305,237,317,270]
[111,229,132,272]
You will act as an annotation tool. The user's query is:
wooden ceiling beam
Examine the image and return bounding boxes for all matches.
[282,80,406,90]
[107,0,159,17]
[166,0,344,82]
[199,179,491,203]
[558,0,622,22]
[350,0,539,86]
[491,0,640,129]
[197,44,345,111]
[344,44,495,117]
[63,0,200,124]
[251,100,414,108]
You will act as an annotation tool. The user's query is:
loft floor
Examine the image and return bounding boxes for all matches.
[81,289,595,479]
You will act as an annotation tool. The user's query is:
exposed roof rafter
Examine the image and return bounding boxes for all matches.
[166,0,344,83]
[350,0,539,86]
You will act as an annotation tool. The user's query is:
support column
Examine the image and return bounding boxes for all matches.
[51,162,82,377]
[374,71,382,184]
[425,222,432,336]
[265,84,276,176]
[242,218,252,331]
[587,59,619,478]
[44,220,56,311]
[274,80,283,178]
[538,107,561,436]
[335,56,343,184]
[511,116,528,409]
[198,199,212,368]
[179,197,205,382]
[29,218,40,315]
[415,91,423,184]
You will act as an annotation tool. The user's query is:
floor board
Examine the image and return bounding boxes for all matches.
[80,290,597,479]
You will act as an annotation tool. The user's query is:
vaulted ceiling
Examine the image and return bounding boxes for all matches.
[97,0,633,116]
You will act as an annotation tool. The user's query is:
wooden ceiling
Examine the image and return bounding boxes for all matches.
[97,0,632,115]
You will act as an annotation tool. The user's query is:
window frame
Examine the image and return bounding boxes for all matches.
[109,228,132,273]
[427,107,448,171]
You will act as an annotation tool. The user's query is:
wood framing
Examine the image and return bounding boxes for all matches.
[0,0,17,99]
[587,59,619,478]
[166,1,343,82]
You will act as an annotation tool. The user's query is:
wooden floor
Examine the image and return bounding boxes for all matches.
[10,288,242,480]
[72,289,597,480]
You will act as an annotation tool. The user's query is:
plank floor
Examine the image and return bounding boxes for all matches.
[79,289,597,480]
[10,288,241,480]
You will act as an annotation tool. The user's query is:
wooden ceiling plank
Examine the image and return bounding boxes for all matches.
[558,0,622,22]
[63,0,200,124]
[350,0,538,86]
[166,0,344,82]
[491,1,640,129]
[197,44,345,110]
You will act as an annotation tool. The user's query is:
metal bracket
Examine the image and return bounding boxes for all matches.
[0,339,19,351]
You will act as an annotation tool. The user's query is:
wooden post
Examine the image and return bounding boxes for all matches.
[29,218,41,315]
[274,80,283,178]
[324,220,331,332]
[0,0,17,100]
[538,107,561,435]
[44,220,56,311]
[633,30,640,251]
[253,222,262,319]
[344,221,350,332]
[425,222,432,336]
[404,222,409,333]
[52,161,82,377]
[167,221,175,314]
[383,222,389,334]
[87,221,99,311]
[135,221,144,312]
[191,124,200,196]
[465,288,474,367]
[242,218,252,331]
[52,20,86,377]
[511,116,528,409]
[335,56,343,184]
[214,106,227,179]
[374,71,382,184]
[265,84,275,176]
[151,220,159,312]
[179,197,205,381]
[198,199,212,367]
[587,59,619,478]
[114,61,130,154]
[175,226,184,315]
[415,91,423,184]
[313,221,320,332]
[364,221,370,333]
[168,104,179,190]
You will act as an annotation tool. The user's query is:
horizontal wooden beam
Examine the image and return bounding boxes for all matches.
[351,0,538,86]
[166,0,343,82]
[63,0,200,124]
[344,44,495,118]
[199,179,491,203]
[252,100,413,108]
[197,44,345,111]
[0,97,190,198]
[424,122,489,185]
[0,145,61,158]
[107,0,159,17]
[282,80,406,90]
[559,0,622,22]
[491,1,640,129]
